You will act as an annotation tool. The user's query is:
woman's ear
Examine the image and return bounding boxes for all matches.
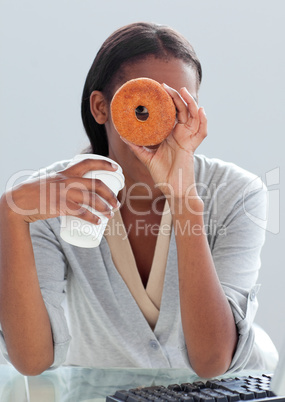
[90,91,109,124]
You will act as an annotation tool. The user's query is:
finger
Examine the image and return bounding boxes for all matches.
[63,177,120,209]
[64,200,103,225]
[64,158,119,177]
[180,87,200,133]
[65,188,115,218]
[162,83,188,124]
[65,180,119,212]
[85,178,120,210]
[119,136,155,167]
[192,107,208,147]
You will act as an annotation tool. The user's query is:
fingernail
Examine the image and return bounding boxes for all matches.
[120,136,130,145]
[111,163,118,170]
[143,146,157,153]
[162,83,172,92]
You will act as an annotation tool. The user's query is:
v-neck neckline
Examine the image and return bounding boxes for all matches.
[104,201,172,329]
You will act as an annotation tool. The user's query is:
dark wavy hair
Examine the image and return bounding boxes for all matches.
[81,22,202,156]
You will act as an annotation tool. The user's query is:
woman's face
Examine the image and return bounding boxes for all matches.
[104,56,198,191]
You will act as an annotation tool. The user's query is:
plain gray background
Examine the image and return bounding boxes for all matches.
[0,0,284,356]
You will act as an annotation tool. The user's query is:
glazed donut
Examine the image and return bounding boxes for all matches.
[110,78,176,146]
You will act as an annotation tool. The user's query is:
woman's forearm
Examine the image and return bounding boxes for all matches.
[0,195,54,375]
[172,200,238,378]
[0,158,120,375]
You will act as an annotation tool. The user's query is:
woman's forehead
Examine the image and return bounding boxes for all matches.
[114,56,198,99]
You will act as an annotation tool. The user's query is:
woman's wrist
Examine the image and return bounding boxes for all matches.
[169,196,204,224]
[167,186,204,214]
[0,191,29,226]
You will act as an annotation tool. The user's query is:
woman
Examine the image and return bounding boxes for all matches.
[0,22,267,377]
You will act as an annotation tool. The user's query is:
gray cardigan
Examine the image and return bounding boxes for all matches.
[0,154,268,372]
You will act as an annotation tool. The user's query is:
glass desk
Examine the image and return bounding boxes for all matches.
[0,365,202,402]
[0,364,268,402]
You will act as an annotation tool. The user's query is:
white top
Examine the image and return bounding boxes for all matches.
[105,199,172,329]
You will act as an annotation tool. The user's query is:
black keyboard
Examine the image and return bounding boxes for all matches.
[106,374,285,402]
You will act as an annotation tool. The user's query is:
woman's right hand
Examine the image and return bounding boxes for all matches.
[2,158,120,225]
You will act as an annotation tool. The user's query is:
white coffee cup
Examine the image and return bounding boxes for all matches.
[60,154,125,248]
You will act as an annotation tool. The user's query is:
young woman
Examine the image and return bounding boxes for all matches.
[0,22,267,377]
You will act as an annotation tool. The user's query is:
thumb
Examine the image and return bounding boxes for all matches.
[120,137,155,167]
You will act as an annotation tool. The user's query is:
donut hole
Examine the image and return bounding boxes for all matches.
[135,105,149,122]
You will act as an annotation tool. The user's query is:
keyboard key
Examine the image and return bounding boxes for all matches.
[144,386,167,393]
[200,389,227,402]
[166,390,180,397]
[234,377,250,381]
[181,384,200,392]
[254,390,268,398]
[221,378,236,383]
[205,380,222,389]
[238,391,255,400]
[245,388,267,398]
[168,384,182,392]
[126,395,149,402]
[162,396,180,402]
[193,381,206,389]
[179,396,195,402]
[266,390,277,397]
[189,391,215,402]
[214,389,240,402]
[114,390,133,400]
[262,374,273,380]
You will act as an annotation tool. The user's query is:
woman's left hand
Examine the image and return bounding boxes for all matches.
[123,84,207,199]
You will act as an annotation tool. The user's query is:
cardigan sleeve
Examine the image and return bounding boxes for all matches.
[210,176,268,371]
[30,218,72,369]
[0,217,71,369]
